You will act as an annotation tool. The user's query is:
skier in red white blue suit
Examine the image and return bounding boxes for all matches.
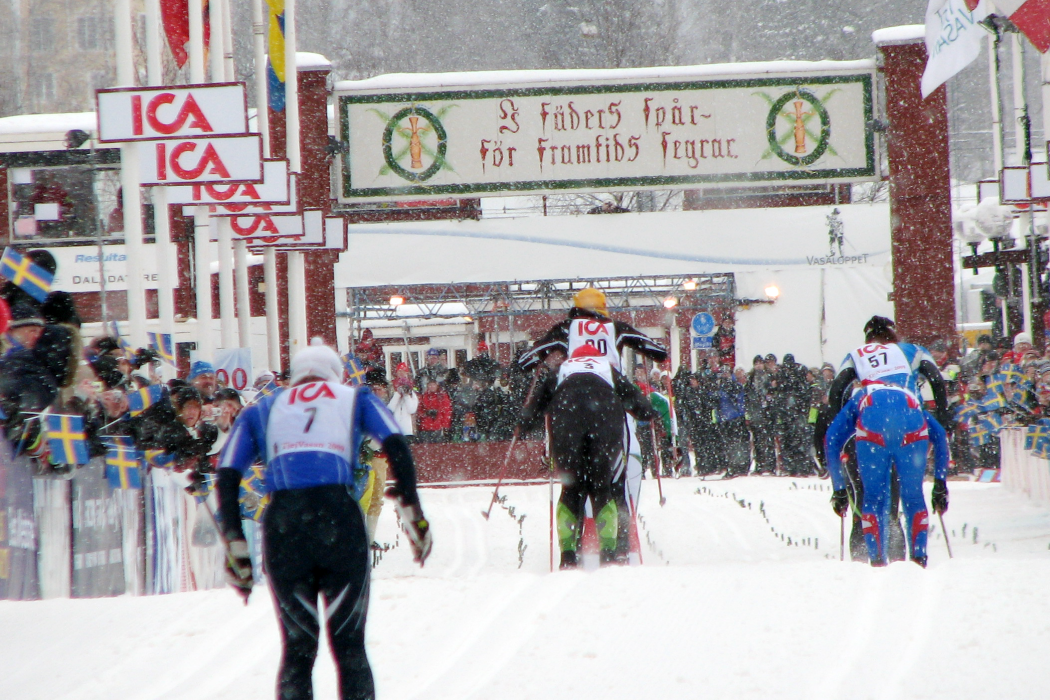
[824,316,950,567]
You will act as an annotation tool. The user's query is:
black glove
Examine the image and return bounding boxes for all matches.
[388,488,432,567]
[831,489,850,517]
[224,539,253,601]
[931,479,949,514]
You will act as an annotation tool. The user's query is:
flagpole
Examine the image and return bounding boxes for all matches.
[284,0,308,356]
[145,0,175,381]
[115,0,148,348]
[187,0,213,362]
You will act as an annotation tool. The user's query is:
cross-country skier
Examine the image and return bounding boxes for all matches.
[824,316,950,567]
[518,343,656,568]
[518,287,668,561]
[216,345,432,700]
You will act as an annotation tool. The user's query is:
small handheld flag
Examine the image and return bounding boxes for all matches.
[239,464,270,521]
[44,414,90,465]
[105,445,143,489]
[145,449,175,469]
[343,354,367,386]
[0,247,53,303]
[147,332,175,365]
[128,384,165,417]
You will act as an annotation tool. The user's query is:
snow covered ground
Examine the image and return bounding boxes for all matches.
[2,476,1049,700]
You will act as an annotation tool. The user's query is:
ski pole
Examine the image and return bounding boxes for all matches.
[547,415,554,573]
[938,512,954,559]
[840,513,845,562]
[650,422,667,506]
[660,365,683,476]
[642,356,667,506]
[194,489,252,605]
[482,364,543,520]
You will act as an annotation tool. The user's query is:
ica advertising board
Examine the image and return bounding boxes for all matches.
[335,65,877,202]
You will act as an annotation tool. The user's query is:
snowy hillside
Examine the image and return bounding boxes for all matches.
[2,477,1048,700]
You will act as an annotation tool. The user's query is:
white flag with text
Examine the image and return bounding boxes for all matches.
[922,0,990,98]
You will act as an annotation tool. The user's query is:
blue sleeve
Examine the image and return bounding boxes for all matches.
[824,394,860,491]
[924,410,950,481]
[357,386,403,443]
[218,401,267,476]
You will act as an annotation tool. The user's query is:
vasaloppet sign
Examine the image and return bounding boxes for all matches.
[334,61,877,202]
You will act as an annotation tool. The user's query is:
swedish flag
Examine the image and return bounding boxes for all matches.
[343,354,367,386]
[147,332,175,365]
[978,392,1006,413]
[999,364,1028,384]
[239,464,270,521]
[145,449,175,469]
[1025,420,1050,451]
[128,384,165,417]
[105,445,143,489]
[0,247,53,303]
[44,414,90,465]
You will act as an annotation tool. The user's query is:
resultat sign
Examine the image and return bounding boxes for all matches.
[334,63,877,202]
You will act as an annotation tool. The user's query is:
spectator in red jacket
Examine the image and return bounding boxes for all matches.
[417,379,452,442]
[356,328,384,368]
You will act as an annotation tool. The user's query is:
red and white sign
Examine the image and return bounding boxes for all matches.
[216,211,308,241]
[211,176,299,216]
[166,159,290,205]
[246,211,329,247]
[214,348,252,391]
[138,134,263,186]
[97,83,248,142]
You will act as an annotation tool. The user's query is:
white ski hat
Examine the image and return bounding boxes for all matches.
[290,345,343,385]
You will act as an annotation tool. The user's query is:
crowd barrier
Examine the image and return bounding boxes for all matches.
[0,430,227,601]
[999,427,1050,505]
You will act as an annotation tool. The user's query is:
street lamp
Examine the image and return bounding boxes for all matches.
[682,278,698,291]
[764,284,780,300]
[389,295,405,307]
[663,296,678,309]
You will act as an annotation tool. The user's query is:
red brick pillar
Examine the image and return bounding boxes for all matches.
[298,64,339,347]
[268,58,337,366]
[876,30,955,347]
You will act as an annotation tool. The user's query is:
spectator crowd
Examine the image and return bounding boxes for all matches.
[0,247,1038,486]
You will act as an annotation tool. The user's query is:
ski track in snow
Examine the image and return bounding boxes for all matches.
[3,477,1050,700]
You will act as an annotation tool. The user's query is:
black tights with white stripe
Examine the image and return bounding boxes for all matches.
[264,485,373,700]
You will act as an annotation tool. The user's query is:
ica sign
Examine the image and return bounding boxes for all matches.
[96,83,249,142]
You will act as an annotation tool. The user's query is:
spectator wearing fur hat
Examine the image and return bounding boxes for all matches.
[416,347,448,390]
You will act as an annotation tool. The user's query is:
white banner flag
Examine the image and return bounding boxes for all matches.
[922,0,990,98]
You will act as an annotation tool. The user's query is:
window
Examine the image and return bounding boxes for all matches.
[34,74,55,105]
[29,18,52,52]
[77,15,115,51]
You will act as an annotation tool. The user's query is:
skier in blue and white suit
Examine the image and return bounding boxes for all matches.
[824,316,950,567]
[216,345,431,700]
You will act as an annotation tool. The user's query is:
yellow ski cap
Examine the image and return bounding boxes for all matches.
[573,287,609,317]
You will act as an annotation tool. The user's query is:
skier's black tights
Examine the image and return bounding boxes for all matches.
[264,485,374,700]
[550,375,624,549]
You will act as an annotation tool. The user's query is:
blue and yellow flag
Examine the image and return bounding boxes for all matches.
[1025,420,1050,452]
[128,384,165,417]
[145,449,175,470]
[0,247,53,303]
[105,445,143,489]
[44,414,90,465]
[189,473,217,505]
[999,364,1028,385]
[266,0,286,111]
[977,392,1006,413]
[147,332,175,365]
[239,464,270,521]
[343,354,367,386]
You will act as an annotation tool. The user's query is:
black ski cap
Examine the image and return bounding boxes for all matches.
[864,315,895,338]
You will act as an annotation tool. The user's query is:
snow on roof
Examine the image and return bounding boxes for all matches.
[0,111,96,136]
[296,52,332,70]
[334,59,876,92]
[872,25,926,46]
